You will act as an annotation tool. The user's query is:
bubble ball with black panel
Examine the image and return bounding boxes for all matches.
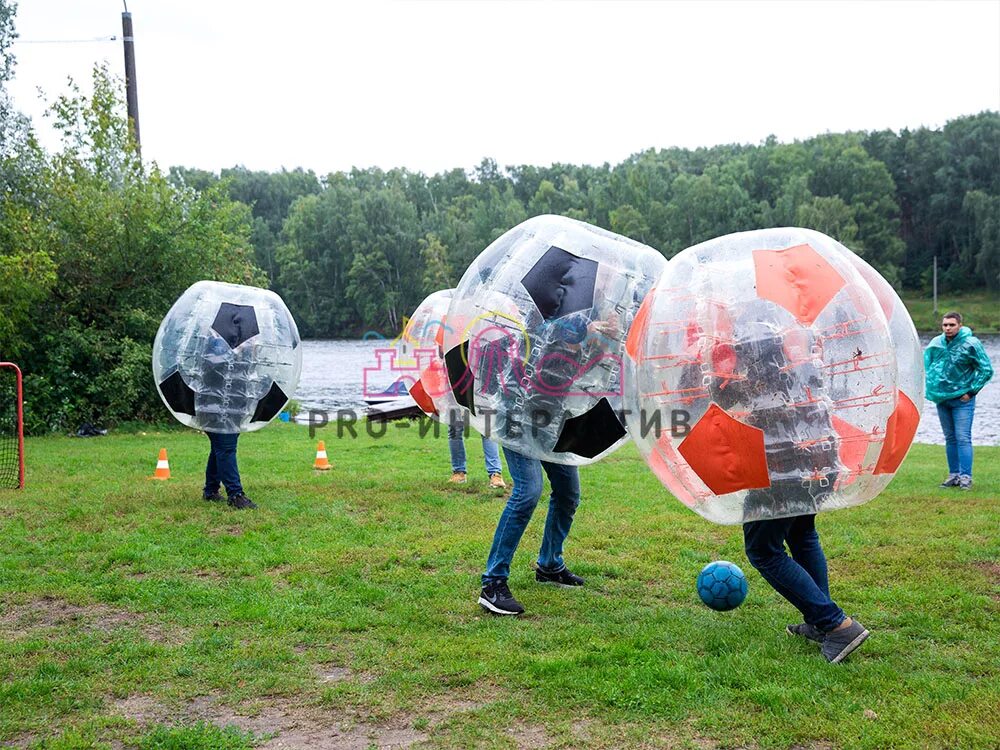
[442,215,665,465]
[624,227,921,524]
[152,281,302,433]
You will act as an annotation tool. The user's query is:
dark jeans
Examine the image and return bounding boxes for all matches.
[482,447,580,585]
[205,432,243,497]
[743,514,845,633]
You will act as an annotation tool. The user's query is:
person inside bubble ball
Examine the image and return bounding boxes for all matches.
[924,311,994,491]
[707,301,868,663]
[200,334,256,510]
[475,310,625,616]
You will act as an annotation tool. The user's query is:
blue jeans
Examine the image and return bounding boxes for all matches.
[743,515,845,633]
[205,432,243,497]
[482,448,580,585]
[448,422,502,476]
[936,396,976,476]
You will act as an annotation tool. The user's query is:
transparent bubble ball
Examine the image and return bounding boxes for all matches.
[152,281,302,433]
[624,228,920,524]
[443,215,665,464]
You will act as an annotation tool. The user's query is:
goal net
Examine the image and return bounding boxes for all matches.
[0,362,24,489]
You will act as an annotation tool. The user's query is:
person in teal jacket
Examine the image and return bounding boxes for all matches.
[924,312,994,490]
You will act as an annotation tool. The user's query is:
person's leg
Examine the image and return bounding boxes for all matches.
[448,421,467,475]
[213,432,244,497]
[936,401,959,475]
[536,461,581,575]
[743,517,844,632]
[481,437,502,477]
[785,514,829,598]
[951,396,975,478]
[482,448,543,584]
[204,433,221,497]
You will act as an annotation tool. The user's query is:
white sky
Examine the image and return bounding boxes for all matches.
[8,0,1000,176]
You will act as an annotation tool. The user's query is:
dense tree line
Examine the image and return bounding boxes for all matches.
[0,0,997,432]
[172,115,1000,339]
[2,5,260,432]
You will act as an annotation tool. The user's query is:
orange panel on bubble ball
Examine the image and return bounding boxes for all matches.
[410,373,437,416]
[678,403,770,495]
[831,415,870,479]
[625,288,656,361]
[753,244,846,325]
[874,390,920,474]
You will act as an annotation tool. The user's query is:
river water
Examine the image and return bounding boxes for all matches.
[293,335,1000,446]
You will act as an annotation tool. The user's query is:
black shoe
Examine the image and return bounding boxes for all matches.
[786,622,825,643]
[478,580,524,615]
[939,474,961,488]
[821,617,870,663]
[227,493,257,510]
[535,566,585,587]
[203,490,224,502]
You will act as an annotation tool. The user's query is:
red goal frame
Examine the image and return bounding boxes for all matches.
[0,362,24,489]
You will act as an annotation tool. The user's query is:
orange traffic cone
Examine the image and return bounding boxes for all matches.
[313,440,331,471]
[150,448,171,480]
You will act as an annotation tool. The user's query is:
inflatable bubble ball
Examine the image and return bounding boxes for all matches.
[395,289,458,421]
[696,560,748,611]
[152,281,302,433]
[624,227,920,524]
[442,214,665,464]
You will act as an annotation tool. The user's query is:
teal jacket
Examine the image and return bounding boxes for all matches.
[924,326,994,404]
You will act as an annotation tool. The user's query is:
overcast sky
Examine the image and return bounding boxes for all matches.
[8,0,1000,176]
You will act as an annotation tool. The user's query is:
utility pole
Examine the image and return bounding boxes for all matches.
[933,255,938,316]
[121,2,140,156]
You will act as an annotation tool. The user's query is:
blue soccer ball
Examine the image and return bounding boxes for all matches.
[696,560,748,611]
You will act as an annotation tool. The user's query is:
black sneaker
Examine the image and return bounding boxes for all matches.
[821,617,870,663]
[786,622,825,643]
[939,474,961,488]
[227,493,257,510]
[535,566,585,587]
[958,475,973,491]
[203,490,224,502]
[478,580,524,616]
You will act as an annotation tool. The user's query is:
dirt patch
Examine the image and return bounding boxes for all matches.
[190,568,225,581]
[0,595,183,645]
[111,693,430,749]
[315,665,352,683]
[972,560,1000,577]
[208,525,244,537]
[972,561,1000,600]
[502,721,549,749]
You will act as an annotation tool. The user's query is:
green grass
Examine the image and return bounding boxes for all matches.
[1,422,998,749]
[901,290,1000,334]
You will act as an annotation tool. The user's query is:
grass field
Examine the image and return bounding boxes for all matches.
[901,291,1000,334]
[1,423,998,749]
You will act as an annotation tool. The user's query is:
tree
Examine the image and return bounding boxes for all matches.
[963,190,1000,290]
[8,65,261,431]
[419,233,452,295]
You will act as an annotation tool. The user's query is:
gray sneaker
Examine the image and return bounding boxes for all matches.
[786,622,824,643]
[821,618,870,663]
[939,474,961,488]
[959,475,973,491]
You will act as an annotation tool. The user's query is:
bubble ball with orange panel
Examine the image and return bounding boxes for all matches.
[443,215,665,464]
[623,228,921,524]
[395,288,459,421]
